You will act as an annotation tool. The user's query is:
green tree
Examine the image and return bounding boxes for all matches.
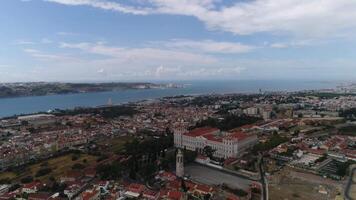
[141,163,156,180]
[193,114,261,131]
[35,168,52,177]
[253,133,288,153]
[203,146,215,159]
[20,176,33,184]
[72,163,85,170]
[96,161,122,180]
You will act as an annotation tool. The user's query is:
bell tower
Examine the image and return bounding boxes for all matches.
[176,149,184,177]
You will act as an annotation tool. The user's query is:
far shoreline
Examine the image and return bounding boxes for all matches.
[0,80,346,119]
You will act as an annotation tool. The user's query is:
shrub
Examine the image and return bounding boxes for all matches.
[0,178,11,184]
[71,154,80,161]
[35,168,52,177]
[21,176,33,184]
[72,163,85,170]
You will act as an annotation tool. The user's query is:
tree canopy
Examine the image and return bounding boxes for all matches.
[193,114,261,131]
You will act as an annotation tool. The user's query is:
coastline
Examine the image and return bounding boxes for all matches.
[0,80,341,118]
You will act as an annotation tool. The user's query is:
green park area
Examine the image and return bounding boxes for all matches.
[0,153,97,184]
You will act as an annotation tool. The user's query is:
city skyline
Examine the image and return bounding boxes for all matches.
[1,0,356,82]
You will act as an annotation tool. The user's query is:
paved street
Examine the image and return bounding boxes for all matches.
[345,167,356,200]
[185,163,253,190]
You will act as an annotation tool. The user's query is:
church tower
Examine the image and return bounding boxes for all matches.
[176,149,184,177]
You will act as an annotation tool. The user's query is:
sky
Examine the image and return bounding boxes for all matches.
[1,0,356,82]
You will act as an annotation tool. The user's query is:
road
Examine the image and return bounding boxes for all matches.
[345,167,356,200]
[258,155,268,200]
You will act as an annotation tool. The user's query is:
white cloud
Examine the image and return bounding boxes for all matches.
[97,68,105,73]
[14,39,35,45]
[156,39,254,54]
[270,43,288,49]
[59,41,217,65]
[45,0,151,15]
[18,40,251,81]
[23,48,40,54]
[43,0,356,39]
[0,65,11,69]
[151,65,245,79]
[41,38,53,44]
[154,65,182,77]
[269,40,314,48]
[23,48,78,62]
[18,43,356,81]
[56,31,79,36]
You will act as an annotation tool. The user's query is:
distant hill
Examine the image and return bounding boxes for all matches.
[0,82,173,98]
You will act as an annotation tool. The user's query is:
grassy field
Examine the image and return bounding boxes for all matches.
[29,153,97,181]
[0,136,133,183]
[0,171,17,180]
[97,135,133,153]
[0,153,98,183]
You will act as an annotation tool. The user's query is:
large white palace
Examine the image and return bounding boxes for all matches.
[174,127,257,159]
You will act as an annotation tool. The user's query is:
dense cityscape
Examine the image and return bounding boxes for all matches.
[0,88,355,200]
[2,0,356,199]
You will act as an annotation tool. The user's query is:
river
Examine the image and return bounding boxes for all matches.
[0,80,338,118]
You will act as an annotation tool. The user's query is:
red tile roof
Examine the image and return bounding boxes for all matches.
[227,194,240,200]
[167,180,181,190]
[127,183,145,194]
[195,184,213,193]
[23,181,42,190]
[184,127,218,137]
[184,181,196,192]
[167,191,183,200]
[142,190,158,199]
[306,148,326,155]
[159,189,168,198]
[28,193,51,200]
[97,180,109,187]
[159,171,176,181]
[203,134,222,142]
[0,193,15,200]
[229,132,249,141]
[81,190,99,200]
[343,149,356,158]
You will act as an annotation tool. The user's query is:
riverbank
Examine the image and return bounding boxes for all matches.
[0,80,339,118]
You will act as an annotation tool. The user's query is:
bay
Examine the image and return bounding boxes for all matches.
[0,80,338,118]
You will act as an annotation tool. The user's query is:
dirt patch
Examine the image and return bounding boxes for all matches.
[268,167,341,200]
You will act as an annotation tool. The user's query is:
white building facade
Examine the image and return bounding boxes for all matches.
[174,127,257,159]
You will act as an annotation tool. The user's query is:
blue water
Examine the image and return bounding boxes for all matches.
[0,80,338,118]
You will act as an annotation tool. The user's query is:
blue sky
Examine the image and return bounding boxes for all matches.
[1,0,356,82]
